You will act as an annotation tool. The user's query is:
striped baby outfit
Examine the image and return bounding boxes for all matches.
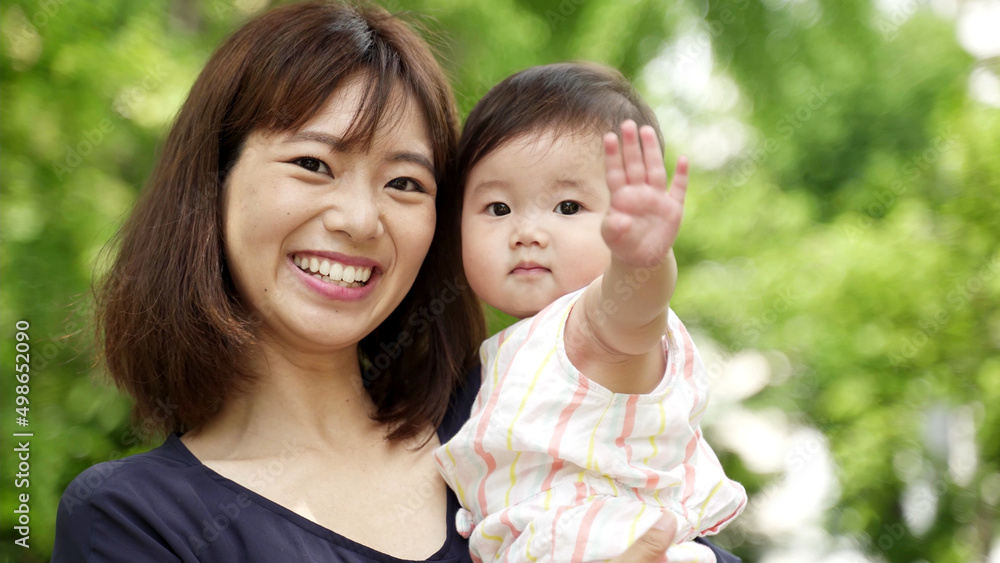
[434,288,746,563]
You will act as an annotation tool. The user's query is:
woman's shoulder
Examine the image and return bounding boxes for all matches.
[52,435,214,561]
[59,435,198,511]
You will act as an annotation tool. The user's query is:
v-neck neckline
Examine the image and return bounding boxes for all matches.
[165,433,460,562]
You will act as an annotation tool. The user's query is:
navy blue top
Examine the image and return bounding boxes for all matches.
[52,368,739,562]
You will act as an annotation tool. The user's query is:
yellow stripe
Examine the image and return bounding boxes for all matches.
[628,504,647,545]
[689,399,708,423]
[479,526,504,543]
[492,352,500,387]
[644,396,668,466]
[544,489,553,511]
[525,522,539,562]
[504,451,522,507]
[506,346,556,450]
[492,328,517,386]
[443,443,467,507]
[696,480,726,530]
[604,475,619,496]
[586,400,614,471]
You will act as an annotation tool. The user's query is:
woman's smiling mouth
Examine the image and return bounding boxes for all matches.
[293,253,374,288]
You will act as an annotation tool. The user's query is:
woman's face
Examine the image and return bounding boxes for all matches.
[223,79,438,356]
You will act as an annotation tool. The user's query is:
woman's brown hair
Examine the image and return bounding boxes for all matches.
[97,0,484,442]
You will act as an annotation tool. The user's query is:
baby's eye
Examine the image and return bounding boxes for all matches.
[554,201,582,215]
[486,202,511,216]
[291,156,331,176]
[386,177,426,193]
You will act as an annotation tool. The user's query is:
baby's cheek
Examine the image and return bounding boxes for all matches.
[567,240,610,285]
[462,243,493,300]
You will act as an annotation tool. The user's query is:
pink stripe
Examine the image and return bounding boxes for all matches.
[678,322,706,411]
[540,380,590,490]
[631,487,647,504]
[677,322,696,380]
[498,507,521,540]
[681,430,700,501]
[703,495,746,533]
[541,459,565,493]
[550,506,571,557]
[678,430,700,527]
[571,499,607,561]
[698,437,724,468]
[616,394,638,451]
[617,394,661,489]
[473,315,547,517]
[469,328,507,419]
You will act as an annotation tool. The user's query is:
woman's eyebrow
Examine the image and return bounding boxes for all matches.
[283,131,434,177]
[285,130,349,152]
[388,151,435,178]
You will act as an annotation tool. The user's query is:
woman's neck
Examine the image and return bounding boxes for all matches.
[185,340,385,459]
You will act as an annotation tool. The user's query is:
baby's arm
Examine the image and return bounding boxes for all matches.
[566,121,687,394]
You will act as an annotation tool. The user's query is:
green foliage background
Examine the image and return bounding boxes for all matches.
[1,0,997,561]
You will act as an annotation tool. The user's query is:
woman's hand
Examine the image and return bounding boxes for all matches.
[607,511,679,563]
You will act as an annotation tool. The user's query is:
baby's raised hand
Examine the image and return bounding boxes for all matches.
[602,120,687,268]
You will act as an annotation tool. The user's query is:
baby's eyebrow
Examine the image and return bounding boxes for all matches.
[469,179,509,197]
[552,177,601,198]
[553,178,584,189]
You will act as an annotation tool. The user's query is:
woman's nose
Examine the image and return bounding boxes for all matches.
[321,183,384,241]
[508,216,549,249]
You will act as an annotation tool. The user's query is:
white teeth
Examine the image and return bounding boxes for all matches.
[293,254,372,287]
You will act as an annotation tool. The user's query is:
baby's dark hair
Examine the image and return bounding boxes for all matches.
[455,61,664,191]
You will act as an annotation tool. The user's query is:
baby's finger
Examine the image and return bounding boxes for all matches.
[620,120,645,187]
[604,132,626,193]
[602,212,631,243]
[668,156,689,206]
[640,126,667,190]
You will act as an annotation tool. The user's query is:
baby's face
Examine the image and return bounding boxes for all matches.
[462,130,611,319]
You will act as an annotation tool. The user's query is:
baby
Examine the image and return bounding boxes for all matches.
[434,62,746,563]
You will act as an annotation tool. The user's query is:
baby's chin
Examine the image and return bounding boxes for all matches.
[493,298,548,321]
[506,307,543,321]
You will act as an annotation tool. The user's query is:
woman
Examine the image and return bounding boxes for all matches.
[52,2,739,561]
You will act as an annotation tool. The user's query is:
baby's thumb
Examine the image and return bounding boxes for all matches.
[608,513,677,563]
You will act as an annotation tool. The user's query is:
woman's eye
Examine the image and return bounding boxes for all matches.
[291,157,330,175]
[486,202,511,217]
[555,201,581,215]
[386,177,425,193]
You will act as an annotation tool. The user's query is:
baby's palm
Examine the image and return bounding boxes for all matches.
[602,121,688,268]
